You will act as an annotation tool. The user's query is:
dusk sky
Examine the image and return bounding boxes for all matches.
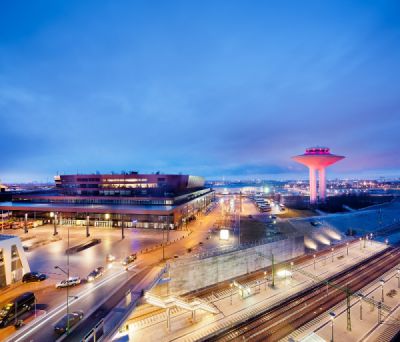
[1,1,400,182]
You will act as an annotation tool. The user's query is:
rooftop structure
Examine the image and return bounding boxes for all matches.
[292,147,345,204]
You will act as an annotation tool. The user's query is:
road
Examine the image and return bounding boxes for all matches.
[3,203,224,342]
[207,247,400,342]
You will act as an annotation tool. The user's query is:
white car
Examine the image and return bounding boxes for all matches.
[55,277,81,289]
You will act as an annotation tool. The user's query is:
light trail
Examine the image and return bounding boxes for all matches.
[7,262,143,342]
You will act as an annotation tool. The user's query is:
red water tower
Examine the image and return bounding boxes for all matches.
[292,147,345,204]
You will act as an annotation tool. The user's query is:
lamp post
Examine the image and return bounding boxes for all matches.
[380,279,385,302]
[329,312,336,342]
[378,301,382,324]
[331,247,334,262]
[86,215,90,237]
[313,254,316,270]
[50,212,58,236]
[264,271,267,290]
[23,213,28,234]
[359,237,362,250]
[358,294,363,320]
[397,268,400,289]
[230,283,233,305]
[290,261,294,278]
[346,242,349,256]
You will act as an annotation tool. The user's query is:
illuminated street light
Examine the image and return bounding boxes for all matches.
[331,247,334,262]
[313,254,316,270]
[380,279,385,302]
[359,237,362,250]
[105,213,110,220]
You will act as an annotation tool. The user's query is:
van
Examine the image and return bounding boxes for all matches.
[0,292,36,328]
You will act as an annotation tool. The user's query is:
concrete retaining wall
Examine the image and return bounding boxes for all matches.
[168,235,304,295]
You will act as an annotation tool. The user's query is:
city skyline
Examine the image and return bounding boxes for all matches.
[1,1,400,182]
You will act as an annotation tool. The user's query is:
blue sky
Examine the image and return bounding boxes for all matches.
[1,1,400,182]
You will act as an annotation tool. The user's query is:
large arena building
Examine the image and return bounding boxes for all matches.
[0,172,214,230]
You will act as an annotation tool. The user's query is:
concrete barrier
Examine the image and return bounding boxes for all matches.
[168,235,304,295]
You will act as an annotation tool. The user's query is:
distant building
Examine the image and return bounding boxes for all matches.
[0,173,214,229]
[0,235,30,288]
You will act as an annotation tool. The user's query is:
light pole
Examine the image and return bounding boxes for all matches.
[86,215,90,237]
[24,213,28,234]
[1,210,3,233]
[230,283,233,305]
[290,261,294,278]
[378,301,382,324]
[264,271,267,290]
[380,279,385,302]
[54,223,71,333]
[397,268,400,289]
[331,247,334,262]
[313,254,316,270]
[329,312,336,342]
[50,212,58,236]
[359,237,362,250]
[346,242,349,256]
[358,294,363,320]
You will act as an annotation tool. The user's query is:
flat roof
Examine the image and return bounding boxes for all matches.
[0,234,18,241]
[0,201,176,215]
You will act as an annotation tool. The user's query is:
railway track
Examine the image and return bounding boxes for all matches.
[205,247,400,342]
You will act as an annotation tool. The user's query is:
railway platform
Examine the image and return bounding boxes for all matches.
[120,240,387,341]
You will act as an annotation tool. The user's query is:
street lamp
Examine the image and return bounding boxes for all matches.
[24,213,28,234]
[358,294,364,320]
[264,271,267,290]
[290,261,294,278]
[359,237,362,250]
[55,265,77,335]
[380,279,385,302]
[230,283,233,305]
[331,247,334,262]
[346,242,349,256]
[397,268,400,289]
[329,312,336,342]
[385,238,389,245]
[313,254,316,270]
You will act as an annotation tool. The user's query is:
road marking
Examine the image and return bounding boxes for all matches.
[8,262,143,342]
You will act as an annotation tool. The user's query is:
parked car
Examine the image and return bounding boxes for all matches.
[22,272,46,283]
[55,277,81,289]
[87,267,104,282]
[54,311,84,335]
[0,292,36,328]
[121,254,137,266]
